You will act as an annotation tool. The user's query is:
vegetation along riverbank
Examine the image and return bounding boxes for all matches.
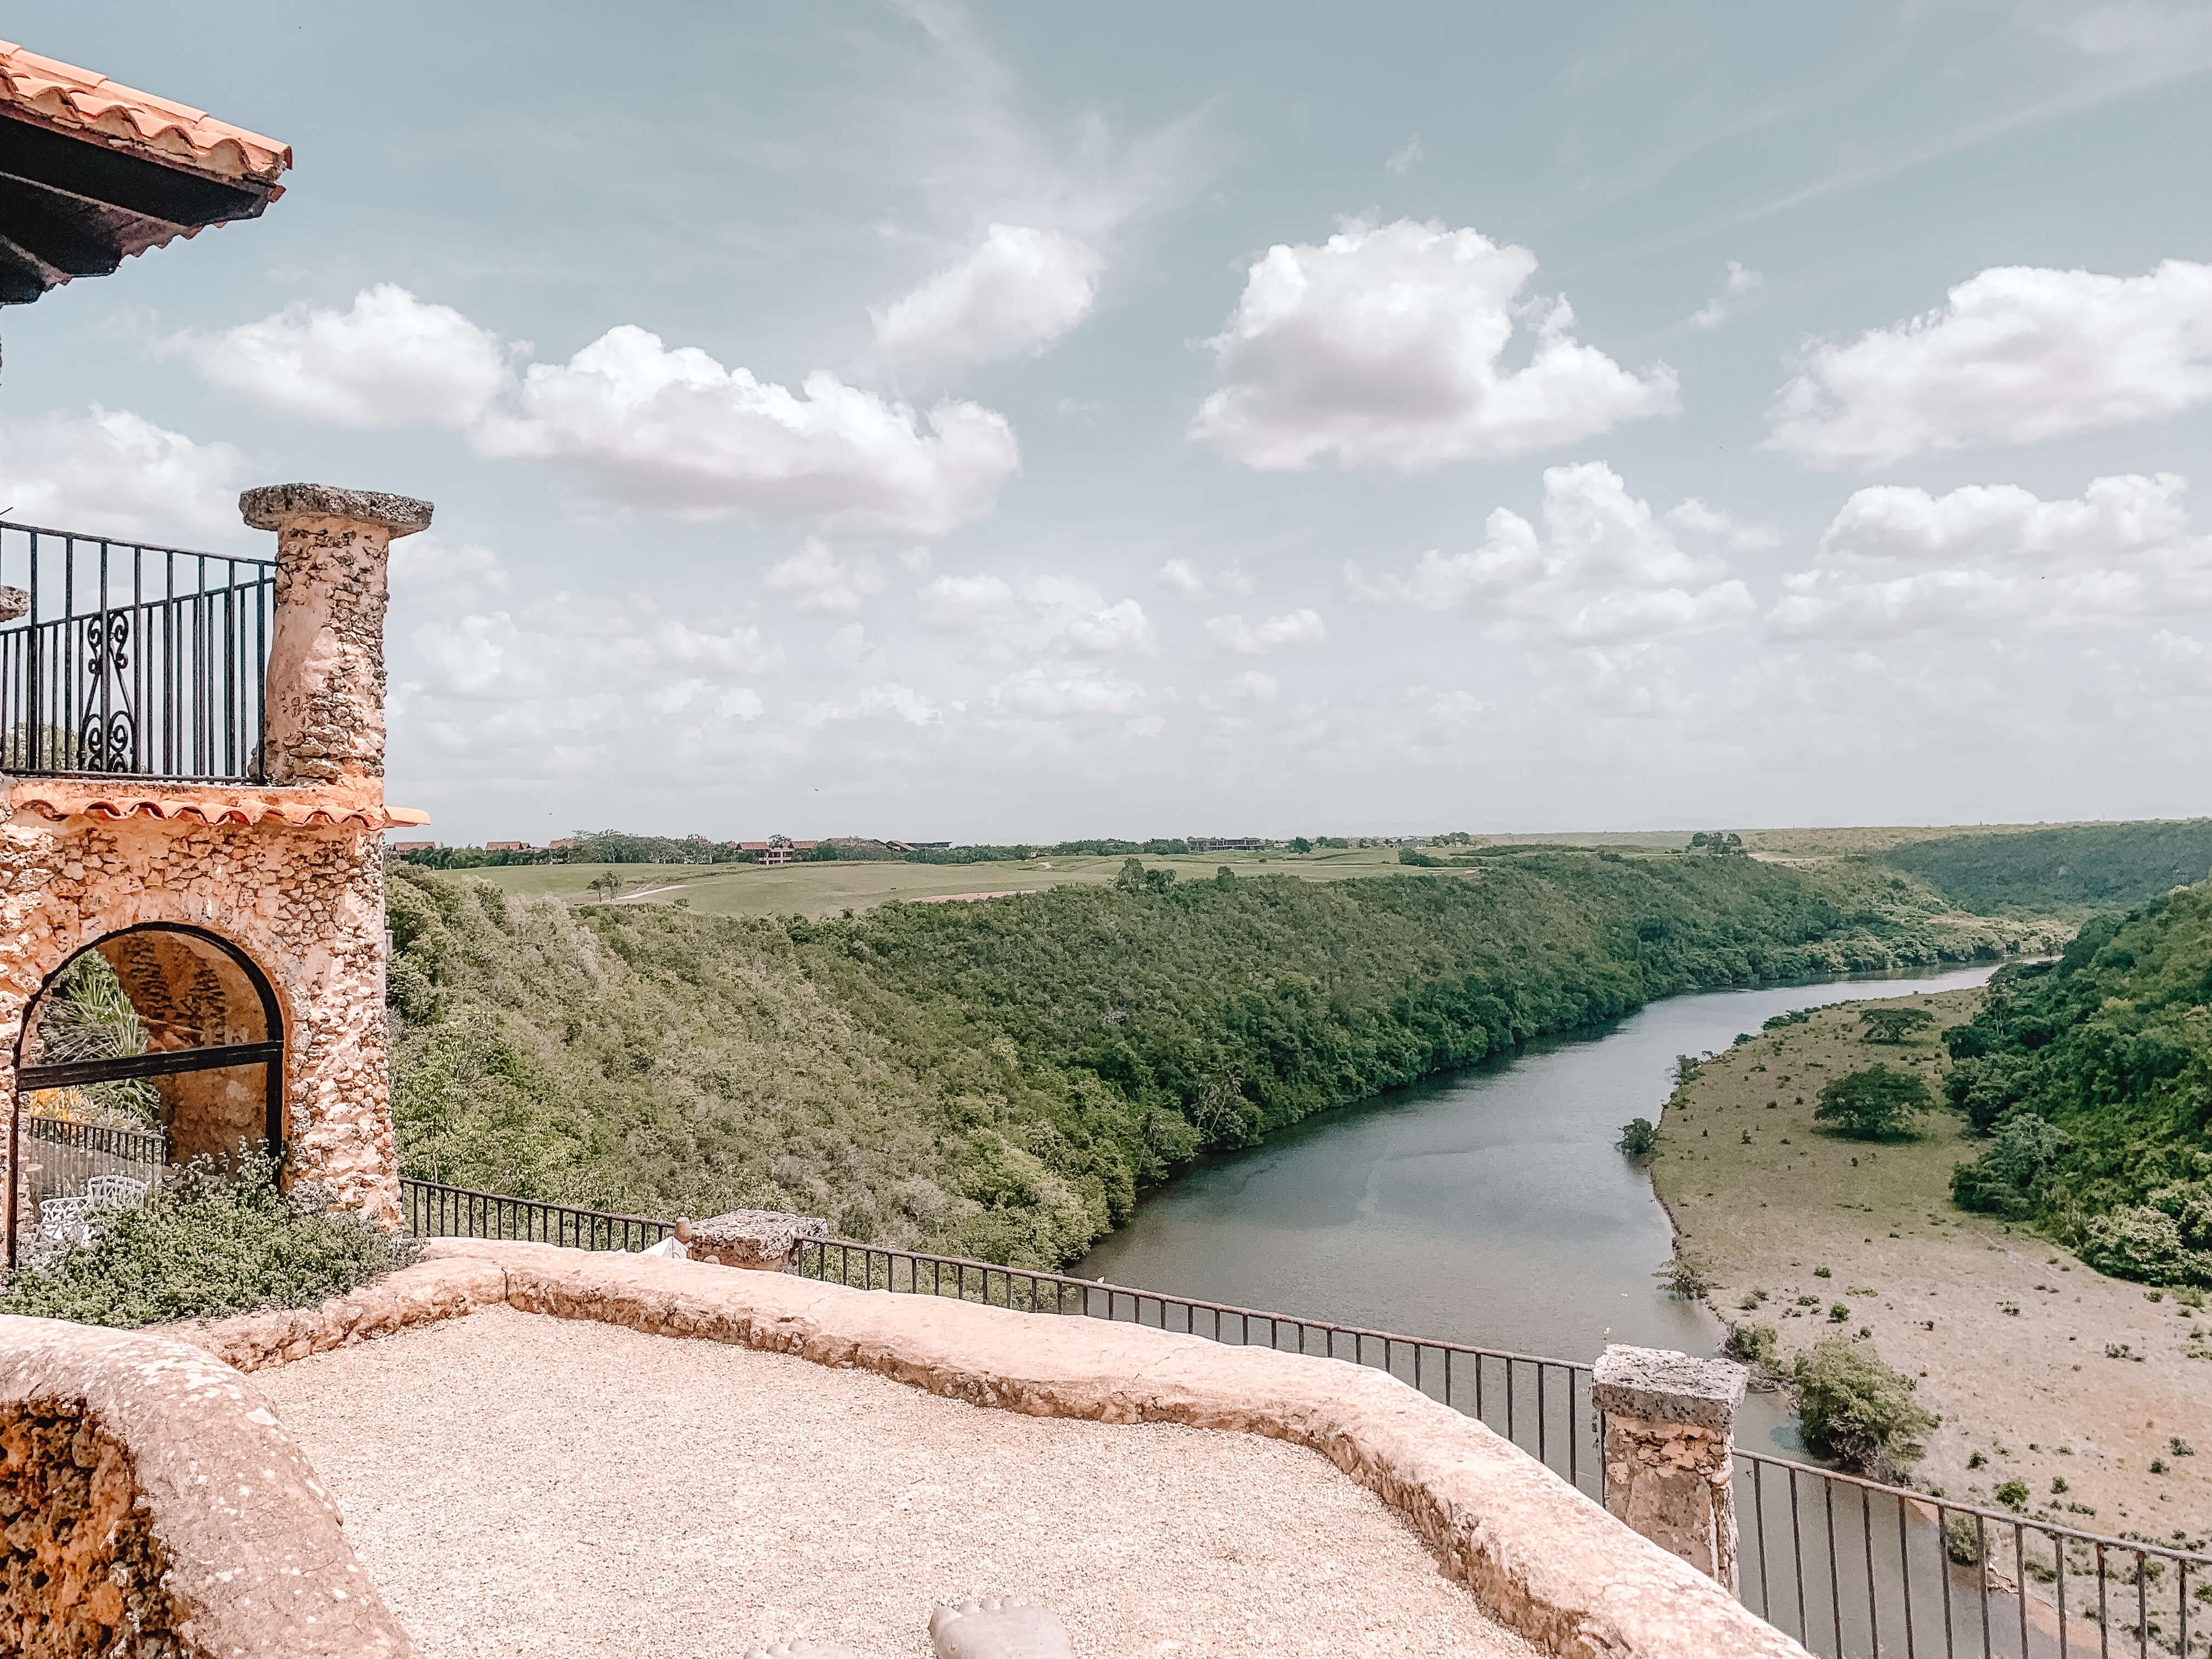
[386,843,2058,1269]
[1651,919,2212,1544]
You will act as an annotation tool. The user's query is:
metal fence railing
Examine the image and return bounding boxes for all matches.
[402,1190,2211,1658]
[15,1112,165,1219]
[0,520,276,782]
[400,1177,673,1254]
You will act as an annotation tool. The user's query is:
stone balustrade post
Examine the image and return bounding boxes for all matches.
[239,483,433,788]
[1593,1344,1747,1591]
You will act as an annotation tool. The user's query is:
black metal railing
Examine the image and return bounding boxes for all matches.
[0,520,275,782]
[400,1187,2211,1658]
[792,1236,1597,1495]
[400,1177,673,1254]
[22,1114,165,1165]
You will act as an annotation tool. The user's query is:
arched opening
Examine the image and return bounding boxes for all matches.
[7,925,284,1267]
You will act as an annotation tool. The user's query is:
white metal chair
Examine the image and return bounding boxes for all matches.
[84,1175,148,1209]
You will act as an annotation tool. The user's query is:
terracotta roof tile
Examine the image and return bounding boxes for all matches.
[10,785,427,833]
[0,41,290,183]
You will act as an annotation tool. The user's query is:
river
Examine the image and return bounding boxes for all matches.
[1072,961,2006,1456]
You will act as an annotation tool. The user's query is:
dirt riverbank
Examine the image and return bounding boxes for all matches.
[1651,986,2211,1548]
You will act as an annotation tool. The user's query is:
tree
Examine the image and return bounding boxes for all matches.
[1111,857,1146,894]
[1791,1339,1938,1479]
[1859,1006,1936,1045]
[1617,1116,1657,1156]
[1289,837,1312,854]
[1815,1065,1932,1139]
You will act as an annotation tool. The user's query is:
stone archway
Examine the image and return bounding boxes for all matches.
[7,925,286,1266]
[22,925,285,1156]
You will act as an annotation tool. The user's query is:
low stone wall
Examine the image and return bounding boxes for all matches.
[171,1256,506,1372]
[0,1314,415,1657]
[391,1242,1808,1659]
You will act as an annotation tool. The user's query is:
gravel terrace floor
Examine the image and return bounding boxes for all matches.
[255,1307,1543,1659]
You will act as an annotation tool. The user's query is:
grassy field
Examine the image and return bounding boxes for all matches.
[437,844,1475,919]
[1654,989,2211,1538]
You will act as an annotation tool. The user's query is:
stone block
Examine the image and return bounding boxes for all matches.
[686,1208,830,1272]
[1594,1344,1747,1592]
[1592,1345,1745,1429]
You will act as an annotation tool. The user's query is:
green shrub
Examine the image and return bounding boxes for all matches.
[1617,1117,1658,1156]
[1815,1065,1933,1141]
[1944,1513,1984,1564]
[1722,1323,1781,1371]
[2079,1204,2212,1286]
[2,1146,417,1329]
[1994,1479,2029,1510]
[1790,1339,1939,1479]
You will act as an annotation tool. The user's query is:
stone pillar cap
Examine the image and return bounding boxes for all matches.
[240,483,434,538]
[1593,1344,1746,1429]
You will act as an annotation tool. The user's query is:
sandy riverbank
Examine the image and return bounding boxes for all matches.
[1651,986,2211,1548]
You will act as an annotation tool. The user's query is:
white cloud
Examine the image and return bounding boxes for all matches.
[1205,609,1328,653]
[390,533,511,616]
[476,325,1019,535]
[800,682,941,727]
[1221,669,1280,703]
[1689,261,1764,330]
[873,224,1103,376]
[1663,498,1780,550]
[1189,219,1679,472]
[990,663,1147,716]
[1768,260,2212,466]
[1347,463,1756,645]
[168,285,510,428]
[918,573,1019,629]
[1058,597,1156,654]
[1157,557,1254,600]
[765,539,885,612]
[1385,136,1424,176]
[1770,472,2212,640]
[0,407,248,538]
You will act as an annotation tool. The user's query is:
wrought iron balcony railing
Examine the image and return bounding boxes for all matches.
[0,519,275,783]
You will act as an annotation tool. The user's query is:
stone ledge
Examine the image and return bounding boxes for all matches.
[0,1314,415,1656]
[689,1207,830,1271]
[163,1257,507,1372]
[400,1241,1808,1659]
[1593,1345,1746,1432]
[240,483,434,537]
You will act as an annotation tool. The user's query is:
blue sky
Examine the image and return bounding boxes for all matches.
[6,1,2211,842]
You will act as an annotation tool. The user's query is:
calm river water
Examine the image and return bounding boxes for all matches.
[1073,962,2006,1455]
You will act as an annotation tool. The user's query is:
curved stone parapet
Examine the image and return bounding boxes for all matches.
[405,1241,1810,1659]
[0,1316,415,1657]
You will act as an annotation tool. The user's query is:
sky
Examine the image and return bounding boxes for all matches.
[5,1,2212,844]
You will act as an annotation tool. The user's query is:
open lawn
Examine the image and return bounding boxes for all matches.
[438,845,1482,919]
[1655,988,2212,1543]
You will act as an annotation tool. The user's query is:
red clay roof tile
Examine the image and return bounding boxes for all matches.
[0,41,290,183]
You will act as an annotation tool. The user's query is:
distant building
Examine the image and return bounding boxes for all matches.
[1188,836,1260,853]
[483,840,529,852]
[387,840,435,855]
[738,837,819,866]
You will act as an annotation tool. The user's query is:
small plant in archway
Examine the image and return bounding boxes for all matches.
[26,952,159,1128]
[2,1144,418,1328]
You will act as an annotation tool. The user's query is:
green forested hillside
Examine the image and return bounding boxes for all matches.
[1883,821,2212,917]
[1945,882,2212,1284]
[387,853,2045,1266]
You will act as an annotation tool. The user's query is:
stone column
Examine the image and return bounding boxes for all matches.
[239,484,433,787]
[1593,1345,1747,1591]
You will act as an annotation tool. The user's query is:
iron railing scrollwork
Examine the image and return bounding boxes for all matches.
[0,520,275,783]
[399,1184,2211,1658]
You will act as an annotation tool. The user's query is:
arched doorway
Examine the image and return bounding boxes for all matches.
[7,925,284,1267]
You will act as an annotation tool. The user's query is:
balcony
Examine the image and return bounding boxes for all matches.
[0,518,276,783]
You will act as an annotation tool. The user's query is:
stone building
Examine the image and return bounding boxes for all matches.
[1,45,426,1256]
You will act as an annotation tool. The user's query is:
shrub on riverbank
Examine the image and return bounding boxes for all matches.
[1790,1339,1938,1479]
[2,1147,417,1328]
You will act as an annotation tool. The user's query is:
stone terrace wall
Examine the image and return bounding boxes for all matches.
[179,1243,1811,1659]
[0,1314,414,1657]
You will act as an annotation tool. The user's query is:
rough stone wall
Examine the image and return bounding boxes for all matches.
[0,1397,199,1657]
[260,510,395,787]
[0,1314,416,1657]
[1600,1412,1739,1591]
[0,812,397,1223]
